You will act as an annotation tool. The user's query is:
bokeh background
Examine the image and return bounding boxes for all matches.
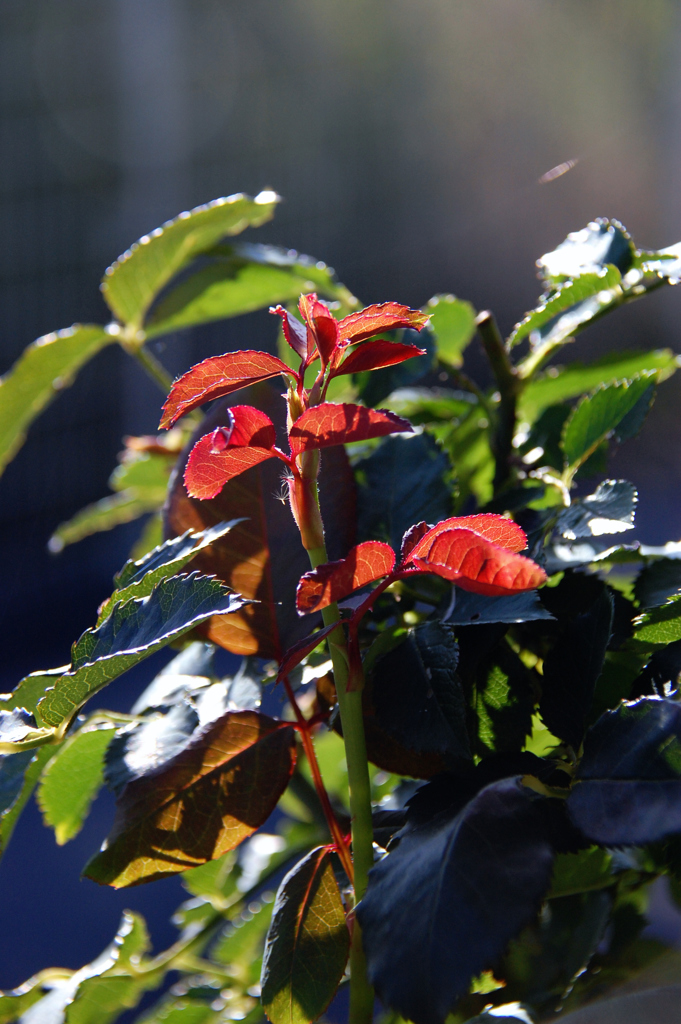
[3,0,681,991]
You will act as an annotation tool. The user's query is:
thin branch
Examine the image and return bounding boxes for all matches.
[476,310,521,492]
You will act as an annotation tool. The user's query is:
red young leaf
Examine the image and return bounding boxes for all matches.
[407,513,528,561]
[277,623,338,680]
[289,403,413,455]
[271,305,308,359]
[331,339,427,379]
[83,710,297,887]
[297,541,396,614]
[160,351,294,428]
[337,302,430,344]
[299,293,339,366]
[410,527,547,596]
[184,405,280,500]
[400,521,432,562]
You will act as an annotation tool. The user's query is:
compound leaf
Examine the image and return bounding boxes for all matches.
[37,573,248,727]
[261,847,349,1024]
[84,710,296,887]
[37,724,116,844]
[101,192,278,328]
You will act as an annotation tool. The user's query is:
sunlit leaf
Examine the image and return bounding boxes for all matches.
[633,595,681,645]
[425,294,476,368]
[37,723,116,844]
[261,847,350,1024]
[354,329,436,407]
[407,514,528,557]
[184,409,281,500]
[474,648,535,756]
[84,710,296,887]
[331,339,425,378]
[296,542,395,614]
[37,573,248,727]
[561,374,657,469]
[537,219,635,285]
[337,302,429,344]
[288,403,412,454]
[0,324,113,477]
[556,480,637,540]
[509,267,622,348]
[101,192,278,327]
[410,528,547,597]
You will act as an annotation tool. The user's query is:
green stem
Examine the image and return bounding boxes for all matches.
[127,342,174,394]
[307,544,375,1024]
[476,310,521,493]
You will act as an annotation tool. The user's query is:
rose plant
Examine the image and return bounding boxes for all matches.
[1,196,681,1024]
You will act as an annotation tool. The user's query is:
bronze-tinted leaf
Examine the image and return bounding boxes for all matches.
[84,710,296,888]
[164,383,356,659]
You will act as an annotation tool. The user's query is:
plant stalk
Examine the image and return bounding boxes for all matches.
[126,341,175,394]
[476,310,521,492]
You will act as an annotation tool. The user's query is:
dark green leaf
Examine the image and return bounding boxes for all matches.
[37,724,116,844]
[369,622,470,760]
[355,329,435,407]
[519,349,679,420]
[0,751,36,818]
[548,848,614,899]
[0,324,113,477]
[568,697,681,844]
[561,374,656,469]
[509,267,621,348]
[539,590,613,749]
[101,192,278,328]
[261,847,349,1024]
[517,403,571,471]
[424,294,476,368]
[474,645,535,756]
[445,589,554,626]
[145,242,349,338]
[355,434,452,551]
[0,746,57,857]
[635,559,681,610]
[633,595,681,645]
[537,219,635,285]
[556,481,637,540]
[131,642,217,713]
[105,701,199,795]
[84,710,296,887]
[614,384,656,443]
[357,777,556,1024]
[37,573,248,727]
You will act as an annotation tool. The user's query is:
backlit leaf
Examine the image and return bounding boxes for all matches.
[633,595,681,645]
[84,710,296,887]
[425,294,476,369]
[354,329,436,407]
[37,724,116,844]
[288,403,412,454]
[101,192,278,327]
[37,573,248,727]
[411,529,547,597]
[408,514,528,558]
[537,219,635,285]
[561,374,656,469]
[164,388,356,658]
[296,542,395,614]
[184,409,281,500]
[337,302,429,344]
[161,352,293,428]
[0,324,113,476]
[358,778,555,1024]
[331,339,425,378]
[473,644,535,756]
[261,847,349,1024]
[509,267,622,348]
[568,697,681,845]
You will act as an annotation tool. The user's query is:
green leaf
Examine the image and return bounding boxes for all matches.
[37,573,248,727]
[0,324,113,476]
[37,723,115,844]
[537,219,635,286]
[548,847,614,899]
[561,374,656,469]
[425,294,476,368]
[97,520,242,623]
[474,646,535,756]
[635,559,681,610]
[634,596,681,646]
[101,192,279,328]
[509,267,622,348]
[519,349,679,420]
[261,847,350,1024]
[145,242,349,339]
[84,710,296,888]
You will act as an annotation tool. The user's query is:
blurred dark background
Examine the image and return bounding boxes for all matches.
[3,0,681,988]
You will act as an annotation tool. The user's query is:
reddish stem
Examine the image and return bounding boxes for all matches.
[283,676,355,883]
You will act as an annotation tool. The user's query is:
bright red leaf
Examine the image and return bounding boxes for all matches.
[297,541,396,614]
[160,351,294,428]
[270,305,308,359]
[331,339,427,379]
[410,528,547,596]
[277,623,338,680]
[298,293,339,366]
[400,521,432,562]
[184,405,280,500]
[407,513,528,560]
[337,302,430,345]
[289,403,413,455]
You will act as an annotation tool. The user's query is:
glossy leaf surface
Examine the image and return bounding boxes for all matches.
[332,339,425,378]
[185,422,278,500]
[85,710,296,887]
[444,589,553,626]
[261,847,349,1024]
[37,724,116,844]
[561,374,656,468]
[556,480,636,540]
[289,403,412,454]
[296,542,395,614]
[411,529,547,596]
[539,590,613,749]
[509,266,621,348]
[633,596,681,645]
[337,302,429,344]
[0,324,113,476]
[102,192,278,327]
[568,698,681,844]
[161,352,292,428]
[358,778,555,1024]
[37,573,248,727]
[425,294,476,368]
[537,218,635,284]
